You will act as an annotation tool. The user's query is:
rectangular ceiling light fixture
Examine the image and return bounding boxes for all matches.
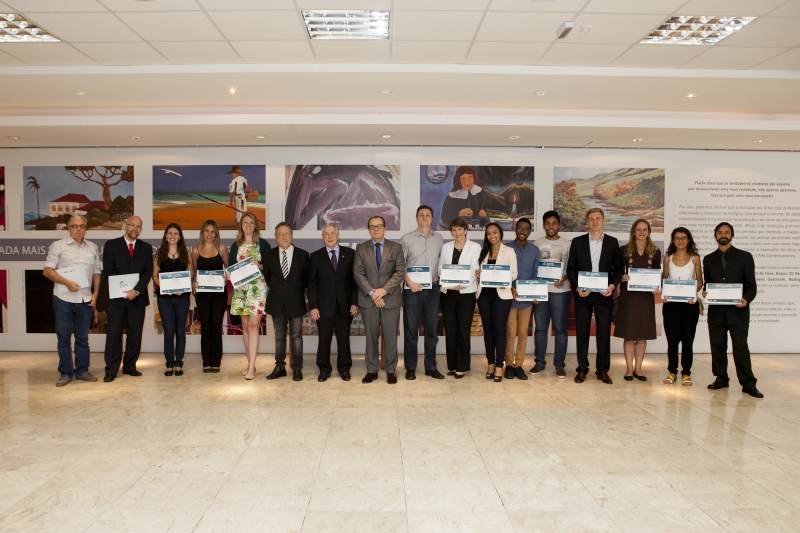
[640,16,756,45]
[0,14,60,42]
[302,10,389,40]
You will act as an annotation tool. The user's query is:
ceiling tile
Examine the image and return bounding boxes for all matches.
[230,41,314,63]
[477,12,575,42]
[312,40,390,62]
[538,42,630,66]
[199,0,295,9]
[490,0,585,12]
[392,41,470,63]
[467,42,550,64]
[561,13,667,44]
[393,10,484,41]
[751,48,800,70]
[682,46,785,69]
[208,11,307,41]
[117,12,224,42]
[678,0,787,16]
[0,49,26,65]
[612,44,708,67]
[0,42,96,64]
[99,0,200,11]
[72,42,169,65]
[583,0,685,14]
[718,18,800,48]
[2,0,105,12]
[152,41,242,64]
[768,0,800,17]
[295,0,390,9]
[23,12,142,42]
[394,0,489,9]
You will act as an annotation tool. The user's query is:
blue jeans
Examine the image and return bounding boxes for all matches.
[53,296,94,377]
[532,291,570,369]
[158,296,190,368]
[477,294,513,367]
[403,285,440,371]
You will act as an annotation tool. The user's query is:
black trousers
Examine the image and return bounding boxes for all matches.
[663,302,699,376]
[196,292,227,367]
[316,309,353,374]
[441,290,475,372]
[104,303,146,376]
[574,292,612,374]
[708,316,756,389]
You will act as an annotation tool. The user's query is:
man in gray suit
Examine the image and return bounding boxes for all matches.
[353,216,406,384]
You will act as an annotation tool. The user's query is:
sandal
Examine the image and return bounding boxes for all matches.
[486,364,495,380]
[493,367,504,383]
[682,375,692,386]
[663,373,677,384]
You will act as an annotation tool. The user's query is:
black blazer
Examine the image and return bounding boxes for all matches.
[567,233,623,293]
[307,246,358,319]
[102,236,154,308]
[703,245,757,326]
[264,245,309,318]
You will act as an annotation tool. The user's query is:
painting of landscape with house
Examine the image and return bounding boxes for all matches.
[24,166,134,230]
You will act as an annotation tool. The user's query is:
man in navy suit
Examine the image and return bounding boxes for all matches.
[102,215,153,382]
[567,208,623,384]
[308,223,359,382]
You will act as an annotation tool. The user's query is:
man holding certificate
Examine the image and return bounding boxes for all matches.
[400,205,444,380]
[102,215,153,382]
[43,215,102,387]
[702,222,762,398]
[505,217,539,380]
[567,208,623,385]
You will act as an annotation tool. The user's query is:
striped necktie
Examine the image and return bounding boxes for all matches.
[281,250,289,278]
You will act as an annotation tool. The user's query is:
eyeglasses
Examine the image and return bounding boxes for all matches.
[368,224,385,230]
[68,225,87,230]
[126,223,143,230]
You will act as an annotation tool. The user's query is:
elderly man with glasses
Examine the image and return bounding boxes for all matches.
[43,215,102,387]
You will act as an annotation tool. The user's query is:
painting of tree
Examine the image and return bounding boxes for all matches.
[26,176,41,221]
[64,166,134,210]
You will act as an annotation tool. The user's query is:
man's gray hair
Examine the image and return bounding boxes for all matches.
[68,215,88,226]
[321,223,340,234]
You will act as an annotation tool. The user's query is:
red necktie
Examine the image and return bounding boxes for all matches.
[128,243,134,257]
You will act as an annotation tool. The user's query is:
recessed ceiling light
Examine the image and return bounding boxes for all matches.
[508,135,520,140]
[75,91,88,96]
[641,16,756,45]
[131,136,141,140]
[228,88,238,95]
[7,136,20,140]
[0,14,59,42]
[381,134,393,138]
[753,140,763,143]
[632,138,642,142]
[380,88,395,94]
[255,135,267,139]
[534,91,548,96]
[303,10,389,40]
[685,93,698,99]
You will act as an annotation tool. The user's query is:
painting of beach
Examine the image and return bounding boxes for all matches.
[153,165,266,231]
[553,167,665,233]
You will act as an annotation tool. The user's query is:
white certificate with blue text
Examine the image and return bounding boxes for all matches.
[226,259,261,289]
[578,271,608,292]
[440,264,471,287]
[480,264,512,287]
[159,271,192,295]
[406,266,432,289]
[627,268,661,292]
[516,279,548,301]
[196,270,226,293]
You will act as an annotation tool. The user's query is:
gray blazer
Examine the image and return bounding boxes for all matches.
[353,239,406,309]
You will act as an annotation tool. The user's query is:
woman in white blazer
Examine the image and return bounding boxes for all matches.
[475,222,518,382]
[439,217,482,378]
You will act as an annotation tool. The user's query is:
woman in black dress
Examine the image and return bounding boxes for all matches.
[614,219,661,381]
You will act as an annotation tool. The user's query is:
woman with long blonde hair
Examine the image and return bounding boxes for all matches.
[192,219,230,373]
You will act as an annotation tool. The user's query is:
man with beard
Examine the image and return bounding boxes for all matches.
[702,222,762,398]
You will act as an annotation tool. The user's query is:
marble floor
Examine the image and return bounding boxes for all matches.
[0,350,799,533]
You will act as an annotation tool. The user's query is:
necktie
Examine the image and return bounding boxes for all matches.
[375,242,382,269]
[721,251,727,270]
[281,250,289,278]
[128,243,134,257]
[330,249,338,270]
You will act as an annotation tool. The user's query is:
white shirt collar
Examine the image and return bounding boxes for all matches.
[448,184,483,199]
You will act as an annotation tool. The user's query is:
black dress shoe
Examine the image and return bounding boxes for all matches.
[203,368,212,373]
[362,372,378,383]
[624,375,633,381]
[504,366,515,379]
[454,372,464,379]
[513,366,528,380]
[597,372,613,385]
[293,369,303,381]
[743,387,764,398]
[123,370,142,377]
[425,368,445,380]
[340,371,351,381]
[175,369,184,376]
[708,381,730,390]
[266,366,287,380]
[574,372,587,384]
[406,369,416,380]
[633,371,647,382]
[387,373,397,384]
[103,374,115,383]
[210,368,220,373]
[318,373,330,382]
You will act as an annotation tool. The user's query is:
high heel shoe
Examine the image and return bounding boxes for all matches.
[493,367,504,383]
[454,372,464,379]
[486,365,495,379]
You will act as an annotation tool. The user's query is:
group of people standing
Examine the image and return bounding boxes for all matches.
[44,204,762,398]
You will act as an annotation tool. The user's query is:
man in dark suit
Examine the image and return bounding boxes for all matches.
[308,223,359,382]
[702,222,762,398]
[264,222,309,382]
[353,216,406,384]
[102,215,153,382]
[567,208,623,385]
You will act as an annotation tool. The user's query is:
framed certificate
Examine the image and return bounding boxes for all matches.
[538,261,562,282]
[226,259,261,289]
[406,266,432,289]
[706,283,743,305]
[662,279,697,302]
[480,264,512,287]
[627,268,661,292]
[516,279,548,301]
[441,264,471,287]
[196,270,226,292]
[108,274,139,299]
[578,271,608,293]
[159,271,192,295]
[55,265,90,293]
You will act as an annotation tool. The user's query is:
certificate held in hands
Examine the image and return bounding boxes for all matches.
[440,264,471,287]
[158,271,192,295]
[196,270,226,293]
[480,264,512,288]
[516,279,548,301]
[406,266,432,289]
[627,268,661,292]
[109,274,139,299]
[578,271,608,293]
[662,279,697,302]
[538,261,562,282]
[706,283,743,305]
[55,265,90,293]
[226,258,261,289]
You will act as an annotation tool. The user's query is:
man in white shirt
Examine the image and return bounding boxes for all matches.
[227,165,249,224]
[43,215,102,387]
